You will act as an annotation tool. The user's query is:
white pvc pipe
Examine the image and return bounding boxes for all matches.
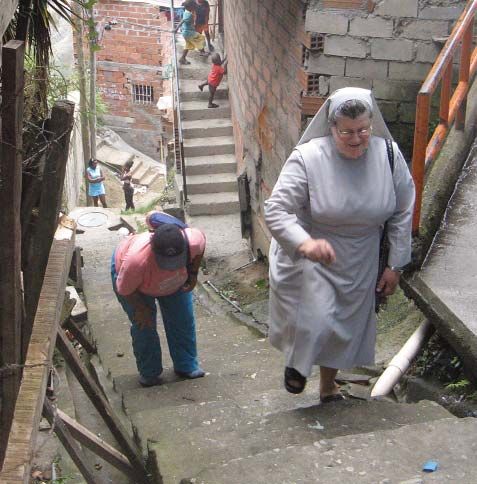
[371,319,435,398]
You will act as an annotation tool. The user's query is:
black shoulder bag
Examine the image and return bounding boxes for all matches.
[375,139,394,313]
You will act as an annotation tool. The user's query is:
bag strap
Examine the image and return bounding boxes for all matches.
[385,138,394,175]
[382,139,395,237]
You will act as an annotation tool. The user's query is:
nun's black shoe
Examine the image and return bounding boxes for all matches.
[284,366,307,394]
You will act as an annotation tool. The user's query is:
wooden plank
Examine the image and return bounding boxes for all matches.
[63,317,96,355]
[43,400,100,484]
[55,408,136,479]
[56,329,152,484]
[0,218,75,483]
[69,246,84,291]
[0,39,25,466]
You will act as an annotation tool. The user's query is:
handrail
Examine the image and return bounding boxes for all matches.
[169,1,188,203]
[411,0,477,234]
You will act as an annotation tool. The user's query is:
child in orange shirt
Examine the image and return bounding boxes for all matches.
[198,53,227,108]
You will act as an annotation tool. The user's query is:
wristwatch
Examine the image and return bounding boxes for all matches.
[388,265,404,274]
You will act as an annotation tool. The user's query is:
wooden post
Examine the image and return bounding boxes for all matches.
[23,101,75,359]
[56,329,152,484]
[0,39,25,466]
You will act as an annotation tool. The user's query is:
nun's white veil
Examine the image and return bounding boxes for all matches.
[297,87,392,146]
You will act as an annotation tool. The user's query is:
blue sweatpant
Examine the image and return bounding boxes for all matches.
[111,250,199,379]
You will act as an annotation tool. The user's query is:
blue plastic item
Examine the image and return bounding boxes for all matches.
[422,460,439,472]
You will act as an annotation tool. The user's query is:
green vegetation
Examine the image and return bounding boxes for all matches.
[254,278,268,289]
[121,197,162,216]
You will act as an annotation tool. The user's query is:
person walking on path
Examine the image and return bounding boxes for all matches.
[195,0,214,52]
[86,158,107,208]
[175,0,208,65]
[111,212,206,387]
[265,87,415,403]
[198,53,227,108]
[120,160,135,211]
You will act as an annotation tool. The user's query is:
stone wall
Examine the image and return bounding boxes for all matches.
[92,0,167,160]
[305,0,466,156]
[225,0,466,255]
[64,92,86,212]
[223,0,307,254]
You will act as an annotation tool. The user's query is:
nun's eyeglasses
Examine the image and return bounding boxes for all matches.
[336,126,372,139]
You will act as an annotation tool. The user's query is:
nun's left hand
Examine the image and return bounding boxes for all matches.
[376,267,400,299]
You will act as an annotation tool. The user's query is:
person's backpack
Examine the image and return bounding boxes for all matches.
[147,211,188,230]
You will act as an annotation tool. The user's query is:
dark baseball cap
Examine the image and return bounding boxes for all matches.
[151,224,187,271]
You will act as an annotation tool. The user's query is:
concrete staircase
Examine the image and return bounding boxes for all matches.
[76,212,477,484]
[96,142,163,188]
[178,57,240,216]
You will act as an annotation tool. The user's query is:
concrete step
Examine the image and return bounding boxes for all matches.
[129,160,144,183]
[186,154,237,175]
[140,169,161,187]
[181,100,231,121]
[96,145,134,170]
[180,79,229,101]
[131,164,150,184]
[186,173,237,195]
[187,192,240,215]
[182,118,233,138]
[187,416,477,484]
[184,135,235,157]
[177,56,212,80]
[138,397,453,484]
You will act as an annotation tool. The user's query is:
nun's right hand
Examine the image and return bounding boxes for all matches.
[298,238,336,265]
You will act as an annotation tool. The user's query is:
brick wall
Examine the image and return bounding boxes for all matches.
[92,0,167,160]
[224,0,307,254]
[304,0,467,156]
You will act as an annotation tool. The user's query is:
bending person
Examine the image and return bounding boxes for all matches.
[265,87,415,403]
[111,213,206,387]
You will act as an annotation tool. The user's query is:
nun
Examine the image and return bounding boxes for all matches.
[264,87,415,402]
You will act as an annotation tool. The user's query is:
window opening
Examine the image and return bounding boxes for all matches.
[307,74,320,95]
[132,84,154,104]
[309,33,324,52]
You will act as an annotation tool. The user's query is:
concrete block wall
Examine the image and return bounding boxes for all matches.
[224,0,306,254]
[305,0,466,156]
[90,0,166,160]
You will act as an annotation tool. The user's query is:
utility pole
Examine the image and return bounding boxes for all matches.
[88,7,98,159]
[72,1,92,205]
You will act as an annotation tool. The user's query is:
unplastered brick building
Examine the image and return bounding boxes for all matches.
[91,0,170,160]
[223,0,466,254]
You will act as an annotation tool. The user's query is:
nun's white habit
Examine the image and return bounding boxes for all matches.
[264,88,415,377]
